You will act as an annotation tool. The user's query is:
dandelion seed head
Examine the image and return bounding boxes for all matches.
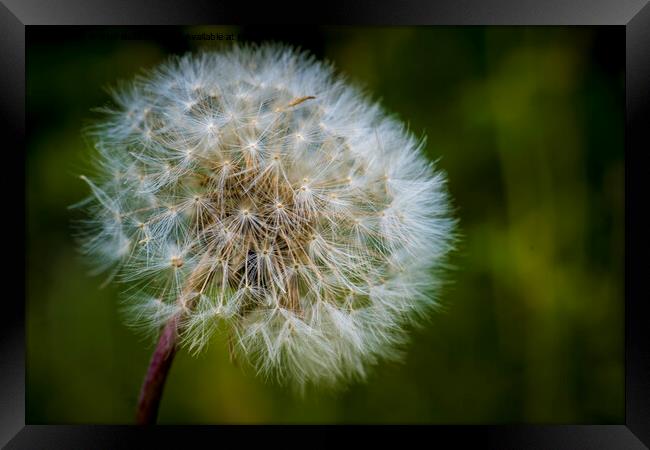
[75,44,457,390]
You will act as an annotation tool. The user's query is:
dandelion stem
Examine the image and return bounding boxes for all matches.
[135,315,179,425]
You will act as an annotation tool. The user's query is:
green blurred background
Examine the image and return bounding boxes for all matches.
[26,26,624,424]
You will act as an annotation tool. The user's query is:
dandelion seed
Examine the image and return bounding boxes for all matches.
[74,44,457,411]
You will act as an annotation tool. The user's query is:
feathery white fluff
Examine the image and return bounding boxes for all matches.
[75,44,457,390]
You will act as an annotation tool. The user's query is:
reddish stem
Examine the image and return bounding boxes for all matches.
[135,316,179,425]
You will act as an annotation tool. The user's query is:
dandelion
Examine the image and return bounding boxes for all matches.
[74,44,457,423]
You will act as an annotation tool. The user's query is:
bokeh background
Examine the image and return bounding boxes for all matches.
[26,26,624,424]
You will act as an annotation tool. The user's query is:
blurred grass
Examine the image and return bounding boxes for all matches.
[26,26,624,424]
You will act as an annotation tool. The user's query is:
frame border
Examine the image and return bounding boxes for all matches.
[3,1,649,448]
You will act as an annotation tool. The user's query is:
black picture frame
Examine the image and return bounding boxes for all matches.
[3,0,649,447]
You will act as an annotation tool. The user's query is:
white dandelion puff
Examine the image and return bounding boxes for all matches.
[74,43,457,392]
